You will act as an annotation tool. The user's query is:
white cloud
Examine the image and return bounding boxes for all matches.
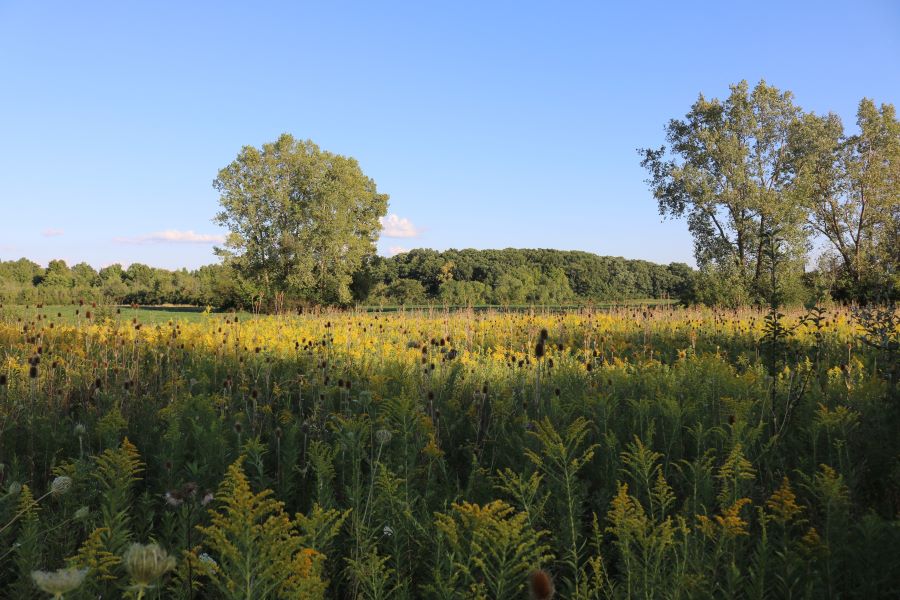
[387,246,410,256]
[114,229,226,244]
[42,228,64,237]
[379,214,422,238]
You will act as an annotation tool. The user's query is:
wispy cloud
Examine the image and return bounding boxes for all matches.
[379,214,422,238]
[114,229,226,244]
[387,246,410,256]
[42,228,65,237]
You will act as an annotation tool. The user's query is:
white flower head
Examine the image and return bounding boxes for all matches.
[32,567,88,596]
[198,552,218,575]
[50,476,73,496]
[124,543,176,590]
[375,429,393,445]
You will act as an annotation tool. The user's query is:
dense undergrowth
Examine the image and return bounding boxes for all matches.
[0,305,898,598]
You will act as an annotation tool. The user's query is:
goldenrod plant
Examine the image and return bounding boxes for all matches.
[190,457,328,599]
[0,305,897,597]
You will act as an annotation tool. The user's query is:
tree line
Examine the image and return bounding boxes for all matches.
[353,248,695,305]
[0,258,238,307]
[0,250,695,308]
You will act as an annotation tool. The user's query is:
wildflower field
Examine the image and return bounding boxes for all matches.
[1,304,898,598]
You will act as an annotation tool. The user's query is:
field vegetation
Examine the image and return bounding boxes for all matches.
[1,303,898,598]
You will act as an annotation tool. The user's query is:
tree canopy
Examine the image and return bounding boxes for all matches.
[640,80,808,303]
[641,80,898,304]
[213,134,388,305]
[790,99,899,300]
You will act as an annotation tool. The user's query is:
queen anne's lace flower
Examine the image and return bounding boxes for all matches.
[31,567,88,598]
[50,476,72,496]
[124,543,176,591]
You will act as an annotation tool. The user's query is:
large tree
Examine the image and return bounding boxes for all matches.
[789,99,899,299]
[640,80,808,302]
[213,134,388,305]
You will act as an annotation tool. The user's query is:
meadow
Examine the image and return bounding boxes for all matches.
[0,304,898,598]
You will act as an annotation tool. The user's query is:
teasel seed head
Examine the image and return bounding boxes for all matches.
[529,569,555,599]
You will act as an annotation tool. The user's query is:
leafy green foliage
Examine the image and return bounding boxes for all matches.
[1,305,898,598]
[430,501,552,600]
[192,457,328,599]
[213,134,389,306]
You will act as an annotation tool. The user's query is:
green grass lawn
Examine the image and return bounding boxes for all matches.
[0,304,241,325]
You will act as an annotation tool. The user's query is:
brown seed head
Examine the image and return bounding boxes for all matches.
[529,569,555,600]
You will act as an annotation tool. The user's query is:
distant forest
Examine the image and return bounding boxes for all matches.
[0,249,697,308]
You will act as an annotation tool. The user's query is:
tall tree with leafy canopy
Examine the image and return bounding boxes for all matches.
[789,99,899,299]
[213,134,389,305]
[640,80,808,303]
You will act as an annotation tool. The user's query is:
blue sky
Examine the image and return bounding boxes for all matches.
[1,1,897,270]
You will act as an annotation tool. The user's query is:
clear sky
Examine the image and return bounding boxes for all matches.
[1,1,898,270]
